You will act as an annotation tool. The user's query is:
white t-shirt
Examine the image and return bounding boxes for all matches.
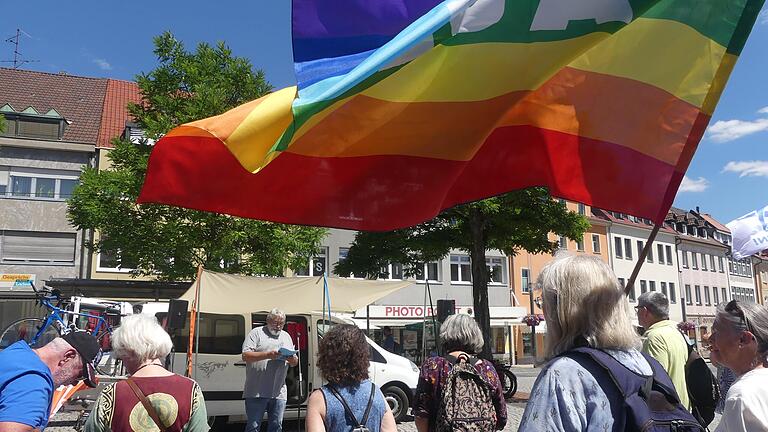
[716,368,768,432]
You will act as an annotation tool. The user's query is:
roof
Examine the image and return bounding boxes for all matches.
[700,213,731,233]
[0,68,108,144]
[592,208,677,234]
[96,79,141,148]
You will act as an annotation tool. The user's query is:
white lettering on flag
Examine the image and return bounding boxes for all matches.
[727,204,768,259]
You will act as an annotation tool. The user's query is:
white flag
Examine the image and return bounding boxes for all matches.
[726,204,768,260]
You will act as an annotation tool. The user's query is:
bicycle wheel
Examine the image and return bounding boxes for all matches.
[0,318,60,349]
[500,368,518,399]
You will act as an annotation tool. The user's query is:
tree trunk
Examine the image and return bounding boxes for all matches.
[469,208,492,360]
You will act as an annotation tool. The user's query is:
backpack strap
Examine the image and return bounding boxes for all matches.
[327,384,376,429]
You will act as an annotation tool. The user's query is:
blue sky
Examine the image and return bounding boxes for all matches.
[2,1,766,225]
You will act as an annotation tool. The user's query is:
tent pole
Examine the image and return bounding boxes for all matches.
[186,265,203,378]
[427,280,438,356]
[626,222,662,296]
[422,281,428,362]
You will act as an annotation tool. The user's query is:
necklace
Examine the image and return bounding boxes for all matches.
[133,362,163,374]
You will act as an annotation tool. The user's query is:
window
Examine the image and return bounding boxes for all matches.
[576,236,584,251]
[649,281,656,292]
[578,203,586,215]
[620,278,635,302]
[625,238,633,260]
[592,234,600,253]
[710,255,716,272]
[722,287,728,303]
[695,285,702,305]
[665,246,673,265]
[704,286,711,306]
[170,313,246,355]
[380,262,403,280]
[2,167,80,200]
[681,250,688,268]
[701,254,708,271]
[415,261,440,282]
[729,259,734,274]
[486,257,507,284]
[660,281,667,297]
[97,241,138,272]
[521,268,531,293]
[0,113,65,140]
[295,247,328,276]
[450,255,472,283]
[685,285,692,305]
[337,248,362,278]
[559,236,567,249]
[692,253,698,269]
[669,282,677,303]
[713,286,719,304]
[614,237,623,259]
[640,280,647,294]
[0,230,76,264]
[638,241,652,262]
[657,244,665,265]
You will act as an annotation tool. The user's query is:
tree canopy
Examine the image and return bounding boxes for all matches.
[68,32,326,281]
[335,188,590,357]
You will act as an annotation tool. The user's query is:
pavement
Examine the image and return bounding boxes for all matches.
[46,366,722,431]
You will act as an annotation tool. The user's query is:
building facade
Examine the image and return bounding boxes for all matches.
[666,208,730,345]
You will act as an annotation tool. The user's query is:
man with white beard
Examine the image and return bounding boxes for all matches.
[242,308,298,432]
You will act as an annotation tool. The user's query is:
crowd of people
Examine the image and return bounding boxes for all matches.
[2,255,768,431]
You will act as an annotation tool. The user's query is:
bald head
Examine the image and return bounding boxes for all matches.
[34,337,85,387]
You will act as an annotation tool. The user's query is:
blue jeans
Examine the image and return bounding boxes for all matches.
[245,397,287,432]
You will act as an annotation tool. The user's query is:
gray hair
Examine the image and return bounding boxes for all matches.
[267,308,286,322]
[440,314,483,354]
[539,254,641,358]
[637,291,670,319]
[112,314,173,363]
[716,300,768,356]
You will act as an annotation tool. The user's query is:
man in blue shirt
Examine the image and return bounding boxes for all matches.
[0,331,101,431]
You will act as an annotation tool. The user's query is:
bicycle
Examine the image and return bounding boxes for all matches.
[0,281,117,357]
[492,359,518,399]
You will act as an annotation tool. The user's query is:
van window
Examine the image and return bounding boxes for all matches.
[316,320,386,364]
[369,344,387,364]
[169,313,245,355]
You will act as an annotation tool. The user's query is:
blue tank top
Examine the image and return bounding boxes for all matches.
[320,380,387,432]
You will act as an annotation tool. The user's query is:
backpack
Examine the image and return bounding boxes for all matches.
[683,339,720,427]
[561,347,705,432]
[435,354,497,432]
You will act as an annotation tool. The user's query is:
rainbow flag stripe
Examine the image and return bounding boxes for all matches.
[139,0,764,230]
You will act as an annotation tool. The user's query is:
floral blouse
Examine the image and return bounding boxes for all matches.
[413,356,508,431]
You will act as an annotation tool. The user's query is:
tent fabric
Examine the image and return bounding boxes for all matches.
[179,270,413,315]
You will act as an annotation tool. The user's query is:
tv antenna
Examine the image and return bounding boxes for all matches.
[2,28,39,69]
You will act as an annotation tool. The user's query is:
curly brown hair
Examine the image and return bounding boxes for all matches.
[317,324,370,386]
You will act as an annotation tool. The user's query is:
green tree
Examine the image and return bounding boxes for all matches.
[68,32,326,280]
[335,188,590,358]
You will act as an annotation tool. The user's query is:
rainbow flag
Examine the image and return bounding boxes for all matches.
[138,0,765,231]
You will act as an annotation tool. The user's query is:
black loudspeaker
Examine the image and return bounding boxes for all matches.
[436,299,455,322]
[167,299,189,330]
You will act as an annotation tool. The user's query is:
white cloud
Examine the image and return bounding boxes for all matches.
[678,176,709,192]
[92,58,112,70]
[706,107,768,143]
[722,161,768,177]
[759,9,768,25]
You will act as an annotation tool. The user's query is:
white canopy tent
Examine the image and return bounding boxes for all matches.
[178,269,413,315]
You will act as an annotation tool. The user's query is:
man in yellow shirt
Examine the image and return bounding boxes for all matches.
[636,291,691,409]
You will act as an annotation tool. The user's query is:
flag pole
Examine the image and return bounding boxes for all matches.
[626,222,662,296]
[186,265,203,377]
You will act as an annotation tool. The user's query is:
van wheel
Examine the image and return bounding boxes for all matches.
[207,416,226,428]
[382,385,409,423]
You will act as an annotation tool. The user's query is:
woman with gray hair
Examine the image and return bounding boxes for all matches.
[413,313,507,431]
[710,300,768,431]
[518,254,686,431]
[85,314,209,432]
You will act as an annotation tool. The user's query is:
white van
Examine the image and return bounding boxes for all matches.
[144,306,419,425]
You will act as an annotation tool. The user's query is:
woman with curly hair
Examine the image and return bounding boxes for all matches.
[306,324,396,432]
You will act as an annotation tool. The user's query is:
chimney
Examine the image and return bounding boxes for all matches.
[696,206,700,214]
